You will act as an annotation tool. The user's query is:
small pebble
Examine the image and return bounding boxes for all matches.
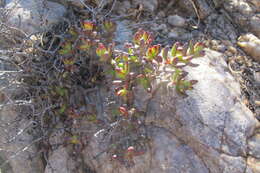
[227,46,237,54]
[167,15,186,27]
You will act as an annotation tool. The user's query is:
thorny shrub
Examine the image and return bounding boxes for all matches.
[23,19,204,167]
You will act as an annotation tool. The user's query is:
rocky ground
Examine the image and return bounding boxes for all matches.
[0,0,260,173]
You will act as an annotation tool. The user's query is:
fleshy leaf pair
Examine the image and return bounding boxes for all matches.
[96,43,113,62]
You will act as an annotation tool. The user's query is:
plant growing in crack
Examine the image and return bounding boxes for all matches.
[21,18,204,168]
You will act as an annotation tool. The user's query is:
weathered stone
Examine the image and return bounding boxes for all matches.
[168,28,191,40]
[247,157,260,173]
[4,0,66,34]
[45,147,76,173]
[167,15,186,27]
[237,33,260,62]
[248,134,260,159]
[114,0,131,15]
[114,20,132,49]
[0,98,44,173]
[220,155,247,173]
[195,0,213,19]
[206,14,238,42]
[250,14,260,38]
[248,0,260,8]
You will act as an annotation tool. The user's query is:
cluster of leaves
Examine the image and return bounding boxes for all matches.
[42,19,204,166]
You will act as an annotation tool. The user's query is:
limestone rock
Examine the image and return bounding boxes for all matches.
[4,0,66,34]
[237,33,260,62]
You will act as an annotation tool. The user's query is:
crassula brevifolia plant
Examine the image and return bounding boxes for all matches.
[51,19,205,166]
[95,28,205,164]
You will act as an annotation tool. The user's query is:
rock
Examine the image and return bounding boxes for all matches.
[114,20,132,49]
[167,15,186,27]
[114,0,131,14]
[248,134,260,159]
[247,157,260,173]
[153,23,167,31]
[206,14,237,43]
[0,72,44,173]
[132,0,158,12]
[82,49,258,173]
[250,14,260,38]
[168,30,179,39]
[254,72,260,84]
[4,0,66,34]
[223,0,257,33]
[194,0,213,19]
[168,28,192,40]
[177,0,196,17]
[224,0,255,15]
[248,0,260,12]
[45,147,76,173]
[237,33,260,62]
[220,155,247,173]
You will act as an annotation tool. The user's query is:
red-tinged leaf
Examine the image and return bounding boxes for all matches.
[115,67,127,79]
[133,29,143,45]
[193,42,205,57]
[171,57,179,65]
[146,45,160,60]
[116,88,128,97]
[127,146,135,152]
[119,106,128,116]
[133,29,153,45]
[83,21,94,31]
[96,43,106,57]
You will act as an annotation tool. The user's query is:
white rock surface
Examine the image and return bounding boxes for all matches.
[4,0,66,34]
